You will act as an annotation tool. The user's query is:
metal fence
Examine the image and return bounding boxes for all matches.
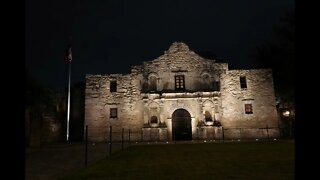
[87,126,290,143]
[83,125,292,167]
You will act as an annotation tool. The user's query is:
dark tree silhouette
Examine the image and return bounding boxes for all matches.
[26,69,67,145]
[254,11,294,103]
[26,69,56,112]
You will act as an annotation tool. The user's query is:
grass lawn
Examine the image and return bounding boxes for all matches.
[61,141,294,180]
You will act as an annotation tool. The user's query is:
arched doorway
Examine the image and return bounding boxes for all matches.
[172,109,192,141]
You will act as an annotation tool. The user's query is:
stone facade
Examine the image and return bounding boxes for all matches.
[85,42,279,142]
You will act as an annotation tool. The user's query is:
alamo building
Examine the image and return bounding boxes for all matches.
[85,42,279,142]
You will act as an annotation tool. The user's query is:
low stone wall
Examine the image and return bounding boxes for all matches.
[142,127,168,141]
[196,126,223,140]
[223,128,280,140]
[89,126,280,142]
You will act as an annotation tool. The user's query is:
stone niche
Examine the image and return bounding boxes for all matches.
[142,127,168,141]
[196,126,223,140]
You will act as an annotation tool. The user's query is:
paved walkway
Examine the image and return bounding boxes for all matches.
[26,142,125,180]
[25,141,193,179]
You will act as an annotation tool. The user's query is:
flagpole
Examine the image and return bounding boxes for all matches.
[67,60,71,142]
[65,36,72,142]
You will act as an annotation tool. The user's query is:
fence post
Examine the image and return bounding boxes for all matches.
[128,129,131,146]
[141,130,143,142]
[85,125,88,168]
[222,127,225,142]
[121,128,124,150]
[213,127,215,141]
[109,126,112,156]
[150,128,151,142]
[197,128,199,142]
[266,125,270,141]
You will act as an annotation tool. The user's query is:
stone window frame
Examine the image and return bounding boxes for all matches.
[240,76,247,89]
[110,80,117,92]
[242,99,254,115]
[175,75,185,90]
[110,108,118,118]
[244,104,253,114]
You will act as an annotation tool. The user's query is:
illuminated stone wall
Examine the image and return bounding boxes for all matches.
[220,69,279,139]
[85,42,279,142]
[85,73,143,142]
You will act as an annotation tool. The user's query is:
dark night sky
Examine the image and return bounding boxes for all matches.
[26,0,294,90]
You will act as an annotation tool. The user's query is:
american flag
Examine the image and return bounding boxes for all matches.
[64,44,72,62]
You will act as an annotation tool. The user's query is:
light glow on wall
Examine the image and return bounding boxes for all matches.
[282,110,290,117]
